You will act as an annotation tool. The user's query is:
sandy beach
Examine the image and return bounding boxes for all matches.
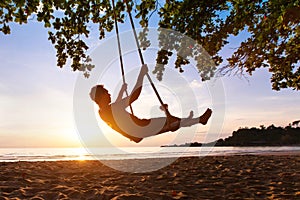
[0,155,299,199]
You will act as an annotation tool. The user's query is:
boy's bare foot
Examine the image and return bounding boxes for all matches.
[187,111,194,119]
[199,108,212,125]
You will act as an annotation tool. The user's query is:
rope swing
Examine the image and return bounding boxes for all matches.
[111,0,134,115]
[112,0,171,117]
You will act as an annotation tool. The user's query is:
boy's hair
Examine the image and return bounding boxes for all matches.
[90,85,107,104]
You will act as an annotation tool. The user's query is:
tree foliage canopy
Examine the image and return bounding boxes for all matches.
[1,0,299,90]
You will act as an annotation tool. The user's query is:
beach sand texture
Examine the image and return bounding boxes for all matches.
[0,155,299,199]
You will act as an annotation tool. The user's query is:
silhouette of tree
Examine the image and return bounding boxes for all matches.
[260,125,266,130]
[215,123,300,146]
[163,122,300,147]
[292,120,300,127]
[1,0,299,90]
[267,124,276,130]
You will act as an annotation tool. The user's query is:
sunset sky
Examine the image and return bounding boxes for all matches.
[0,18,299,148]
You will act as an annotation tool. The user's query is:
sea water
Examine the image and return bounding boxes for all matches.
[0,146,300,162]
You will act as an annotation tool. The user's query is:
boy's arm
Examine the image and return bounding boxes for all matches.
[115,83,127,102]
[128,64,148,104]
[116,64,148,107]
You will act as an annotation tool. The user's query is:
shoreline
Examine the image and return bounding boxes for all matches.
[1,154,299,199]
[0,146,300,163]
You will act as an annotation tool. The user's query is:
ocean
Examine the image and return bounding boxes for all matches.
[1,146,300,162]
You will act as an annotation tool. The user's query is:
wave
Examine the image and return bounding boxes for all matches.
[0,146,299,162]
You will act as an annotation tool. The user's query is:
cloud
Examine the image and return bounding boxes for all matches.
[189,79,203,89]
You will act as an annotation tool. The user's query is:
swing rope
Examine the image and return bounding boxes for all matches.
[124,0,171,117]
[111,0,134,115]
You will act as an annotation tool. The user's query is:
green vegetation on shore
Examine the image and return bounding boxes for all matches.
[162,122,300,147]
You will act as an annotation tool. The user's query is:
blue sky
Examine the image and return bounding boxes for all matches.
[0,17,299,147]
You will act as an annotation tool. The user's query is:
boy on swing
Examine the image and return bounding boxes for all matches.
[90,64,212,143]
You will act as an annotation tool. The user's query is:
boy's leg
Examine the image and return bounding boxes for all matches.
[144,108,212,137]
[180,108,212,127]
[153,115,181,135]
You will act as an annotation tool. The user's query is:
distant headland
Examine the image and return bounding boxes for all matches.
[162,122,300,147]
